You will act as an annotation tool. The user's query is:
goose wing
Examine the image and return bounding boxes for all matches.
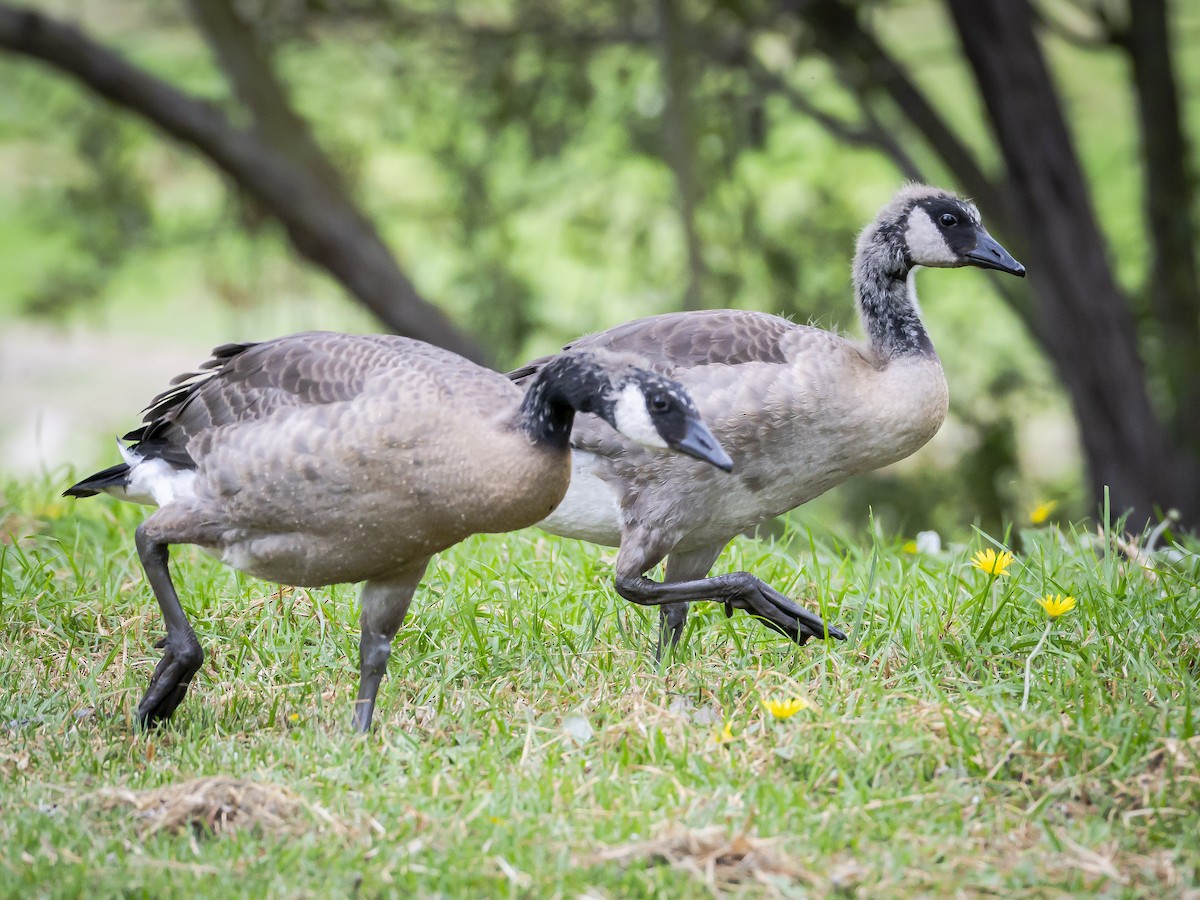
[125,332,426,467]
[508,310,805,385]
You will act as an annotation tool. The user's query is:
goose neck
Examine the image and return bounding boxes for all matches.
[518,354,607,448]
[854,241,934,360]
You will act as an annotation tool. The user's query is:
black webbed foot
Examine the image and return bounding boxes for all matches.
[719,574,847,644]
[615,571,846,646]
[136,637,204,728]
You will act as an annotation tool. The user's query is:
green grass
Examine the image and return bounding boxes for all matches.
[2,477,1198,897]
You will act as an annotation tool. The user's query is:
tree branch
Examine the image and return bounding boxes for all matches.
[749,62,926,184]
[0,3,486,364]
[782,0,1009,229]
[185,0,347,194]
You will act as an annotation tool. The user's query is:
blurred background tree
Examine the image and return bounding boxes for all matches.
[1,0,1196,536]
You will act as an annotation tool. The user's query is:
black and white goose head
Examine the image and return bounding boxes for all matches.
[605,369,733,471]
[862,184,1026,278]
[522,350,734,472]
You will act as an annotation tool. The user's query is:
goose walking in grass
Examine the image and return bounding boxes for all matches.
[65,332,735,732]
[510,184,1026,653]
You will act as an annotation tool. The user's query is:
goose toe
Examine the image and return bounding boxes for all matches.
[734,576,846,645]
[136,639,204,727]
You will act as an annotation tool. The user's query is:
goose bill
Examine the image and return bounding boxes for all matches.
[675,420,735,472]
[965,231,1026,277]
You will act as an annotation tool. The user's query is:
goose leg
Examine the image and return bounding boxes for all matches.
[134,523,204,727]
[656,544,726,660]
[353,562,428,734]
[615,537,845,646]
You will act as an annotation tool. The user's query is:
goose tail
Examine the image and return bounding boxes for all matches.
[63,462,131,498]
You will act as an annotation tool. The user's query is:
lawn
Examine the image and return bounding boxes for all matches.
[2,477,1198,897]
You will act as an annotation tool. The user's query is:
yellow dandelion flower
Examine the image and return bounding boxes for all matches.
[972,548,1015,576]
[761,697,810,720]
[1036,594,1076,618]
[1030,501,1058,525]
[288,713,300,722]
[902,541,918,554]
[712,722,735,745]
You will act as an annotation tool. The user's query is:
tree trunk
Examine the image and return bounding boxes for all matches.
[657,0,708,310]
[1120,0,1200,460]
[946,0,1195,526]
[0,3,487,365]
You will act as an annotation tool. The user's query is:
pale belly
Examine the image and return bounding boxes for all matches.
[538,447,828,552]
[537,451,624,547]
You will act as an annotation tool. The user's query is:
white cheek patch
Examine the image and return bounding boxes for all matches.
[904,207,960,266]
[611,383,669,449]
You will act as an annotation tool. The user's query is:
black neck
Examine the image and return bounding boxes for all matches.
[854,230,934,359]
[518,354,611,448]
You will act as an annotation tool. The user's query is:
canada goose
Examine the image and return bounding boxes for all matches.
[64,332,734,732]
[510,184,1026,652]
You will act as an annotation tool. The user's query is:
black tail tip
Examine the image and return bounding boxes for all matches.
[63,462,131,499]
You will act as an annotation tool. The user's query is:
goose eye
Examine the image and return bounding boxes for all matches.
[939,213,958,228]
[648,394,671,414]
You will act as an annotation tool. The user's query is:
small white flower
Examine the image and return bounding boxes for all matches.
[915,531,942,554]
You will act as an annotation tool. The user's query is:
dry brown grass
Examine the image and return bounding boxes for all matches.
[582,824,816,894]
[92,775,345,839]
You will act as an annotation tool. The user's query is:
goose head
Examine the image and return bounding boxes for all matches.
[528,348,734,472]
[536,350,734,472]
[862,184,1026,278]
[606,370,733,471]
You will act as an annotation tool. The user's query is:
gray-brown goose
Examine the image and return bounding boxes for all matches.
[65,331,733,731]
[510,184,1026,651]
